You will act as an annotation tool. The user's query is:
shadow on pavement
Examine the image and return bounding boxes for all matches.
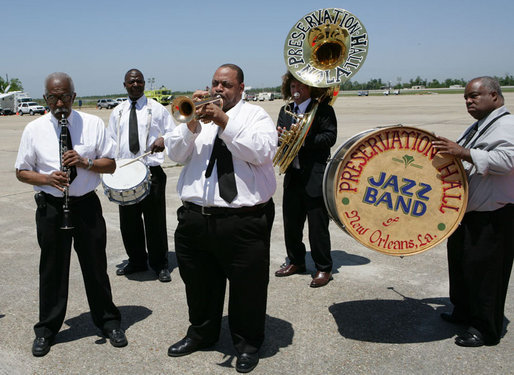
[277,249,370,276]
[330,288,457,343]
[331,249,370,274]
[55,305,152,344]
[201,314,293,370]
[115,252,178,282]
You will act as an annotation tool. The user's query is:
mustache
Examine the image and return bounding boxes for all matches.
[54,107,70,116]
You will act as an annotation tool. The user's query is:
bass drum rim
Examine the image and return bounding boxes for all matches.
[323,128,377,232]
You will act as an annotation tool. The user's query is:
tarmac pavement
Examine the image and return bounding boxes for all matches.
[0,93,512,374]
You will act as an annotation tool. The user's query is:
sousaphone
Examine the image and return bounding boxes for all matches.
[273,8,369,173]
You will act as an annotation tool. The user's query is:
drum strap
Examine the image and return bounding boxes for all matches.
[458,111,510,148]
[115,108,123,158]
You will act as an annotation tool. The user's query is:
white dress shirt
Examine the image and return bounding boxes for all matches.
[458,105,514,212]
[15,110,115,197]
[107,95,175,166]
[165,99,277,207]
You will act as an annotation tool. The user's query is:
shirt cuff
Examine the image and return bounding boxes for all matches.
[470,148,489,175]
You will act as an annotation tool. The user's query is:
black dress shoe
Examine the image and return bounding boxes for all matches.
[158,268,171,282]
[103,328,128,347]
[455,331,484,347]
[167,337,214,357]
[236,352,259,373]
[440,312,467,325]
[32,336,54,357]
[116,263,148,276]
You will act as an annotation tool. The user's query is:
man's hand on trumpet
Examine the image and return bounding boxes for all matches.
[190,90,229,129]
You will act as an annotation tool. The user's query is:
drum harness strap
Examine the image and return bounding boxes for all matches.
[457,111,510,148]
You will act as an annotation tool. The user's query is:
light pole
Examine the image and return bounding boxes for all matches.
[148,77,155,90]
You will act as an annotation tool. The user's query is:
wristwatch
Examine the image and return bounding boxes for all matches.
[86,158,94,170]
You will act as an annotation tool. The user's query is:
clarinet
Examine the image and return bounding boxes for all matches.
[59,113,74,230]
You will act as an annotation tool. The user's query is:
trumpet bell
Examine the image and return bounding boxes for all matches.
[171,95,223,123]
[171,96,196,123]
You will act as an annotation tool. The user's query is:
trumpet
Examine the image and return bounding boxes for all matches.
[171,95,223,123]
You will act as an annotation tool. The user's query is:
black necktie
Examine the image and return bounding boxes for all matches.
[61,125,77,183]
[205,134,238,203]
[461,122,478,147]
[129,101,139,154]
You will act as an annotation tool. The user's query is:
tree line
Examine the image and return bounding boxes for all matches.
[0,76,23,93]
[341,74,514,90]
[2,73,514,96]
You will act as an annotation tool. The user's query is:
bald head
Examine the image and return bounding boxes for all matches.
[45,72,75,95]
[43,72,76,118]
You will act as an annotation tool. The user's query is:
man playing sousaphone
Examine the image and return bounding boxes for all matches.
[274,72,337,287]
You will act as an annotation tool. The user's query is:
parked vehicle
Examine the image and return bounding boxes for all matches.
[97,99,119,109]
[18,102,46,115]
[357,90,369,96]
[115,98,127,104]
[0,91,33,115]
[144,88,173,106]
[257,92,274,101]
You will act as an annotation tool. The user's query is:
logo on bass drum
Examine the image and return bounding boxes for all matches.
[325,126,467,256]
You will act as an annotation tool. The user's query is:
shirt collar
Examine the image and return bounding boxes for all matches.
[131,95,147,109]
[50,110,75,128]
[477,105,507,128]
[295,98,312,114]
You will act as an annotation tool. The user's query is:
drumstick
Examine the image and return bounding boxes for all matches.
[118,151,153,168]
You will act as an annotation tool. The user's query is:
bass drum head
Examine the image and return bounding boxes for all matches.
[323,126,468,256]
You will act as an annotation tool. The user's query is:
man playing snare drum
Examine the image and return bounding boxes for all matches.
[106,69,175,282]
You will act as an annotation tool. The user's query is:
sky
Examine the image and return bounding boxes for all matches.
[3,0,514,98]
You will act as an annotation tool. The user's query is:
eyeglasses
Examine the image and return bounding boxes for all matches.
[45,94,73,105]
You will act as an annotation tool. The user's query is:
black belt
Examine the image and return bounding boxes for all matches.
[41,191,96,205]
[182,200,269,216]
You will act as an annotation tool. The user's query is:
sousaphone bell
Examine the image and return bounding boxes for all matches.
[273,8,369,174]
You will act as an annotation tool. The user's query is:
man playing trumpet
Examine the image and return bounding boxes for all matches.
[165,63,277,373]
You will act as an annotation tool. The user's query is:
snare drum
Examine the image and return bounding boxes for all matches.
[323,125,468,256]
[102,159,151,205]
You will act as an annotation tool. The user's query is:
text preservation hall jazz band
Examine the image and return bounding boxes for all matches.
[13,7,514,373]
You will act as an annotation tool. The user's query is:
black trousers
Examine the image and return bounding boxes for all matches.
[283,171,332,272]
[119,165,168,272]
[174,200,274,354]
[34,192,121,339]
[447,204,514,344]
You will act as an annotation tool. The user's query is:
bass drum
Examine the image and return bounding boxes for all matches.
[323,125,468,256]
